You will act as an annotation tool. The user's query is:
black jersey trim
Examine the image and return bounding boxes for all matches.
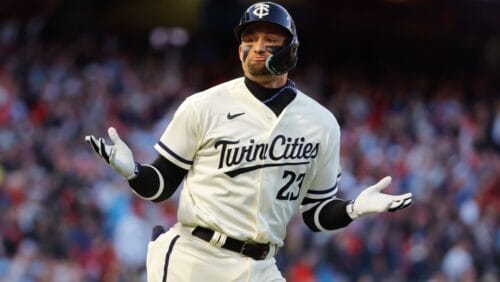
[225,161,309,177]
[157,141,193,165]
[306,183,338,195]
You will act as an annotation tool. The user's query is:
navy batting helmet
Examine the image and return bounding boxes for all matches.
[234,2,299,75]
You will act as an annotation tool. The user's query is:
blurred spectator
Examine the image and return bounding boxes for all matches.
[441,237,476,282]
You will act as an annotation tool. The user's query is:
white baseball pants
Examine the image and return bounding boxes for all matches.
[146,223,285,282]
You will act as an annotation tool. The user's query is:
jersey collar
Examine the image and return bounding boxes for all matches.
[244,77,297,116]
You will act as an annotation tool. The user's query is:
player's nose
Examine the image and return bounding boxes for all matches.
[253,38,266,53]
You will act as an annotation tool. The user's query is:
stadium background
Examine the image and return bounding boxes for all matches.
[0,0,499,281]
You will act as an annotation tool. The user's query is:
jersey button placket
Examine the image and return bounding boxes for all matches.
[255,117,280,242]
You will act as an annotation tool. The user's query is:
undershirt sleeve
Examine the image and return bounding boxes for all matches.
[128,154,187,203]
[301,198,352,232]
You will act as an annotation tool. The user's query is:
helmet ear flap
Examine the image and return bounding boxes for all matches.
[265,40,299,75]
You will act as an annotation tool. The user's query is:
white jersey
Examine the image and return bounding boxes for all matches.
[154,77,341,246]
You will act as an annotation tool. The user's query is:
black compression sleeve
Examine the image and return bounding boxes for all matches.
[302,199,353,232]
[128,154,187,202]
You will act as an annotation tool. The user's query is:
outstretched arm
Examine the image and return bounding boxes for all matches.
[302,176,412,231]
[85,127,187,202]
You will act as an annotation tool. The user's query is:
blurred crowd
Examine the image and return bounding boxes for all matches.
[0,19,499,282]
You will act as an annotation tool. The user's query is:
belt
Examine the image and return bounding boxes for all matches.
[192,226,271,260]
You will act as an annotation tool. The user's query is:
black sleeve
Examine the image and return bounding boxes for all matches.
[302,199,353,232]
[128,154,188,203]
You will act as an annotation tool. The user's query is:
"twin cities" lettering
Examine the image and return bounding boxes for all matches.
[215,135,319,169]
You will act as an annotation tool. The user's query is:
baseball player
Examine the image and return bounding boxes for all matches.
[85,2,412,281]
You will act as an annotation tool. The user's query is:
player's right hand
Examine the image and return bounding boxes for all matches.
[85,127,138,180]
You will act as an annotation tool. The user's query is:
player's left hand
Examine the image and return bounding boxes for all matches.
[347,176,412,220]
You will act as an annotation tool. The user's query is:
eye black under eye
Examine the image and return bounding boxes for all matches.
[265,46,281,54]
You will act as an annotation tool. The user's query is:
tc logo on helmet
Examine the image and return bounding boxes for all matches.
[253,3,270,18]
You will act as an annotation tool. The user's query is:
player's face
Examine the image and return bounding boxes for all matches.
[239,23,288,78]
